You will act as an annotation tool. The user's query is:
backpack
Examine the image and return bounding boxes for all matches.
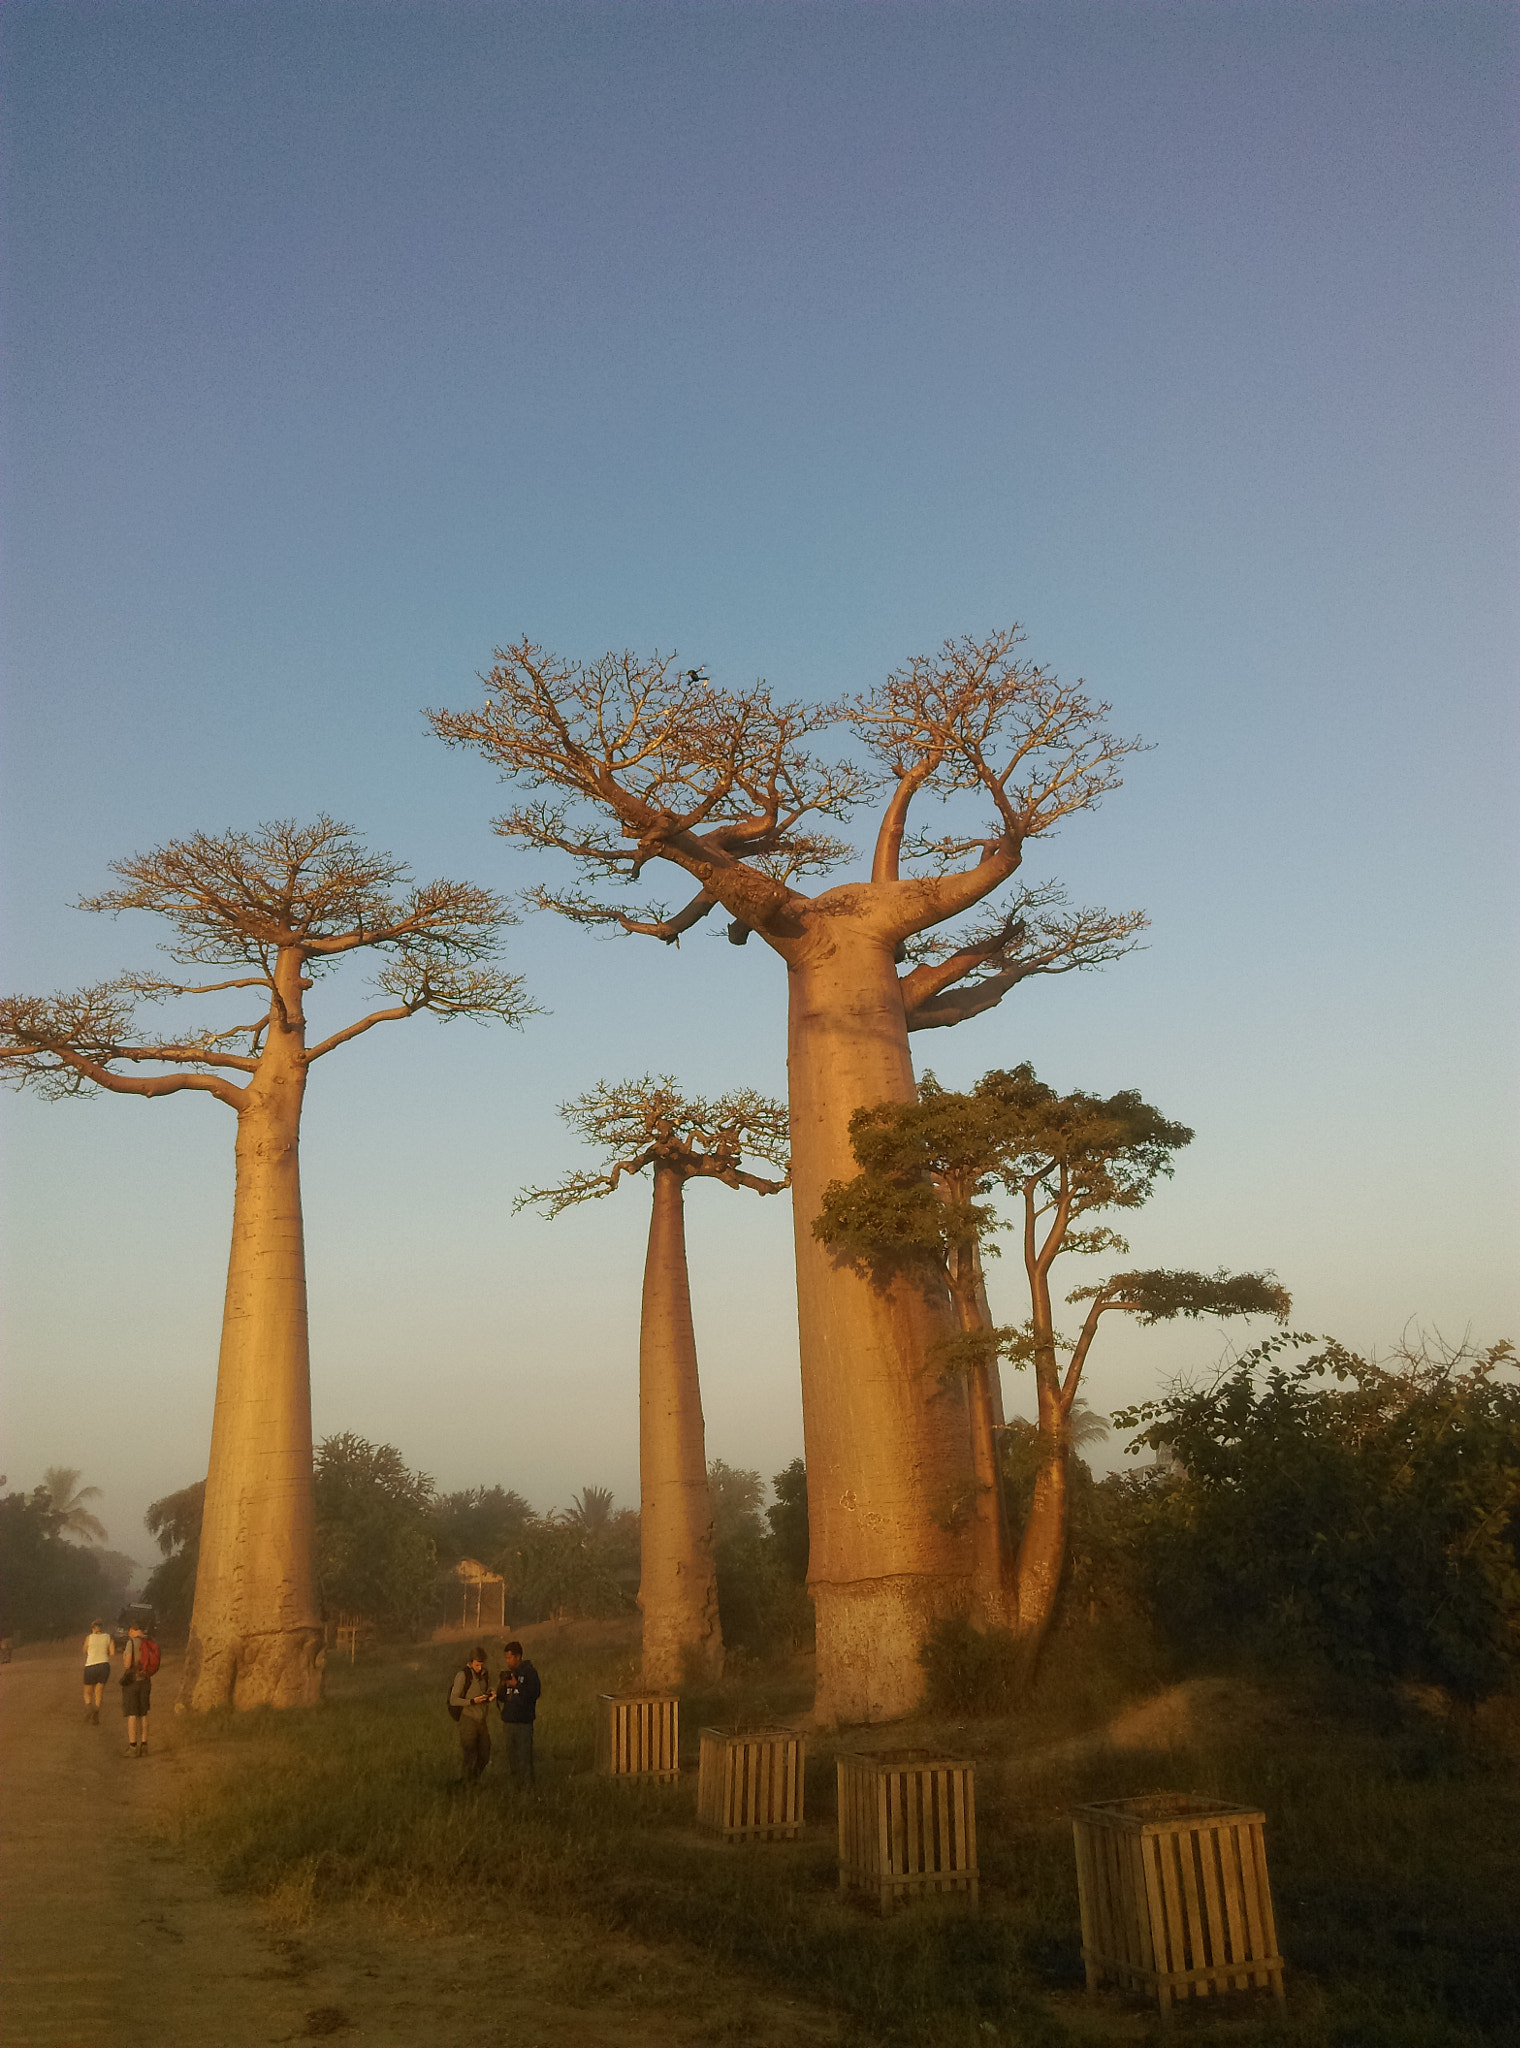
[447,1668,469,1721]
[139,1638,162,1679]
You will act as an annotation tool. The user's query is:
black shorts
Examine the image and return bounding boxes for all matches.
[83,1663,110,1686]
[120,1677,151,1716]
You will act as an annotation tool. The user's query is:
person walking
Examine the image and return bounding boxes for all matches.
[119,1622,152,1756]
[81,1620,113,1724]
[496,1640,540,1785]
[449,1648,494,1781]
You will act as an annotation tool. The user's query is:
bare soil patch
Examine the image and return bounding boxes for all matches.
[0,1643,854,2048]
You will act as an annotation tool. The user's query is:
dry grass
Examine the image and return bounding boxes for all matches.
[166,1619,1520,2048]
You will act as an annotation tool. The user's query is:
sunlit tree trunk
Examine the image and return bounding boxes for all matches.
[180,957,324,1710]
[637,1163,723,1687]
[946,1278,1012,1632]
[1009,1236,1070,1677]
[788,935,977,1723]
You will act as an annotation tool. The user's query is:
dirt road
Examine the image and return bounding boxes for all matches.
[0,1643,852,2048]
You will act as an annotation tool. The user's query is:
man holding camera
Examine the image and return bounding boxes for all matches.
[449,1647,495,1781]
[496,1640,541,1785]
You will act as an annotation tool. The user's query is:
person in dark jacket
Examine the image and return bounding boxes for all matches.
[450,1648,495,1780]
[496,1640,540,1784]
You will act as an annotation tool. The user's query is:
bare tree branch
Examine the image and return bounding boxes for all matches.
[519,1074,790,1214]
[902,893,1148,1032]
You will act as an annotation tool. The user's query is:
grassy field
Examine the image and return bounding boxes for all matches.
[166,1620,1520,2048]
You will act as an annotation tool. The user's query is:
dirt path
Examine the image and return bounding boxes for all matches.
[1,1644,854,2048]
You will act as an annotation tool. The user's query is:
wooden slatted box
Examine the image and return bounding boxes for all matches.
[595,1693,680,1780]
[837,1749,978,1912]
[697,1726,806,1841]
[1072,1793,1285,2021]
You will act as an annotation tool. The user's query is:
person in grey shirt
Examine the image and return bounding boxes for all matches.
[449,1648,494,1780]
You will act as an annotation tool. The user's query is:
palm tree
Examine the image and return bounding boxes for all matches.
[1067,1400,1111,1453]
[41,1467,107,1544]
[565,1486,615,1537]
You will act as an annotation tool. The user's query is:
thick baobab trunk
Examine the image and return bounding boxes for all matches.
[788,934,977,1723]
[637,1164,723,1687]
[1010,1381,1069,1677]
[180,1015,323,1710]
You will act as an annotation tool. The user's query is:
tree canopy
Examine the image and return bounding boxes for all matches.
[0,816,532,1108]
[1114,1333,1520,1703]
[520,1075,790,1213]
[431,632,1147,1020]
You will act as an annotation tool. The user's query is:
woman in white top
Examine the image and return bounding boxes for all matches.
[81,1620,113,1724]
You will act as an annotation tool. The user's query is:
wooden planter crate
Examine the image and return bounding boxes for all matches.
[595,1693,680,1780]
[697,1726,806,1842]
[837,1749,978,1912]
[1072,1793,1285,2021]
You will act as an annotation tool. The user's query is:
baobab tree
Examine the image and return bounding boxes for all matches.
[521,1078,789,1687]
[433,631,1145,1720]
[0,818,530,1710]
[815,1066,1292,1673]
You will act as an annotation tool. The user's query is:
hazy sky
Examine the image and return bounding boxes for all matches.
[2,0,1516,1567]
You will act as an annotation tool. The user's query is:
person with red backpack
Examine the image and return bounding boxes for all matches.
[119,1621,159,1756]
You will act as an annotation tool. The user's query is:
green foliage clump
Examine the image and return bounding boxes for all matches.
[917,1611,1022,1715]
[708,1457,813,1656]
[429,1483,533,1569]
[315,1434,438,1634]
[1115,1332,1520,1702]
[142,1479,206,1633]
[0,1485,133,1639]
[496,1494,639,1622]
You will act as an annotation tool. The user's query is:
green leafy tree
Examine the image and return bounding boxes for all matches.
[431,1485,533,1569]
[766,1459,810,1584]
[0,1489,113,1639]
[816,1065,1289,1674]
[313,1434,438,1635]
[143,1480,207,1633]
[1115,1332,1520,1702]
[499,1496,638,1623]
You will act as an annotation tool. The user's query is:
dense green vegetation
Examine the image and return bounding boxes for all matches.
[0,1478,137,1640]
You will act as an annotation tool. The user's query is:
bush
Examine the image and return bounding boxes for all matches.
[1114,1332,1520,1701]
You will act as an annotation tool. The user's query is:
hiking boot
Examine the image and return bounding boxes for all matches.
[128,1743,138,1756]
[137,1742,147,1757]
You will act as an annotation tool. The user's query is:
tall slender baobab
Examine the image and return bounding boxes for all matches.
[815,1066,1292,1672]
[433,631,1145,1719]
[521,1078,789,1688]
[0,819,530,1709]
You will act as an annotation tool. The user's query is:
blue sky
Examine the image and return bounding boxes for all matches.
[2,0,1515,1564]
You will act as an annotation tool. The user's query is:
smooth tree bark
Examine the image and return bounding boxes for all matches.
[814,1065,1293,1677]
[0,819,530,1710]
[522,1079,789,1688]
[432,632,1146,1720]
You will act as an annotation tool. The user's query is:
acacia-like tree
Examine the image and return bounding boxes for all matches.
[434,631,1144,1719]
[522,1078,789,1687]
[815,1066,1291,1672]
[0,818,530,1709]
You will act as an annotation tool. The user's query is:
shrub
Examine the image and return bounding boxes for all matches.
[1114,1332,1520,1701]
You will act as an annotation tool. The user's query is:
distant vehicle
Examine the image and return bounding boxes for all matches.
[115,1602,157,1646]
